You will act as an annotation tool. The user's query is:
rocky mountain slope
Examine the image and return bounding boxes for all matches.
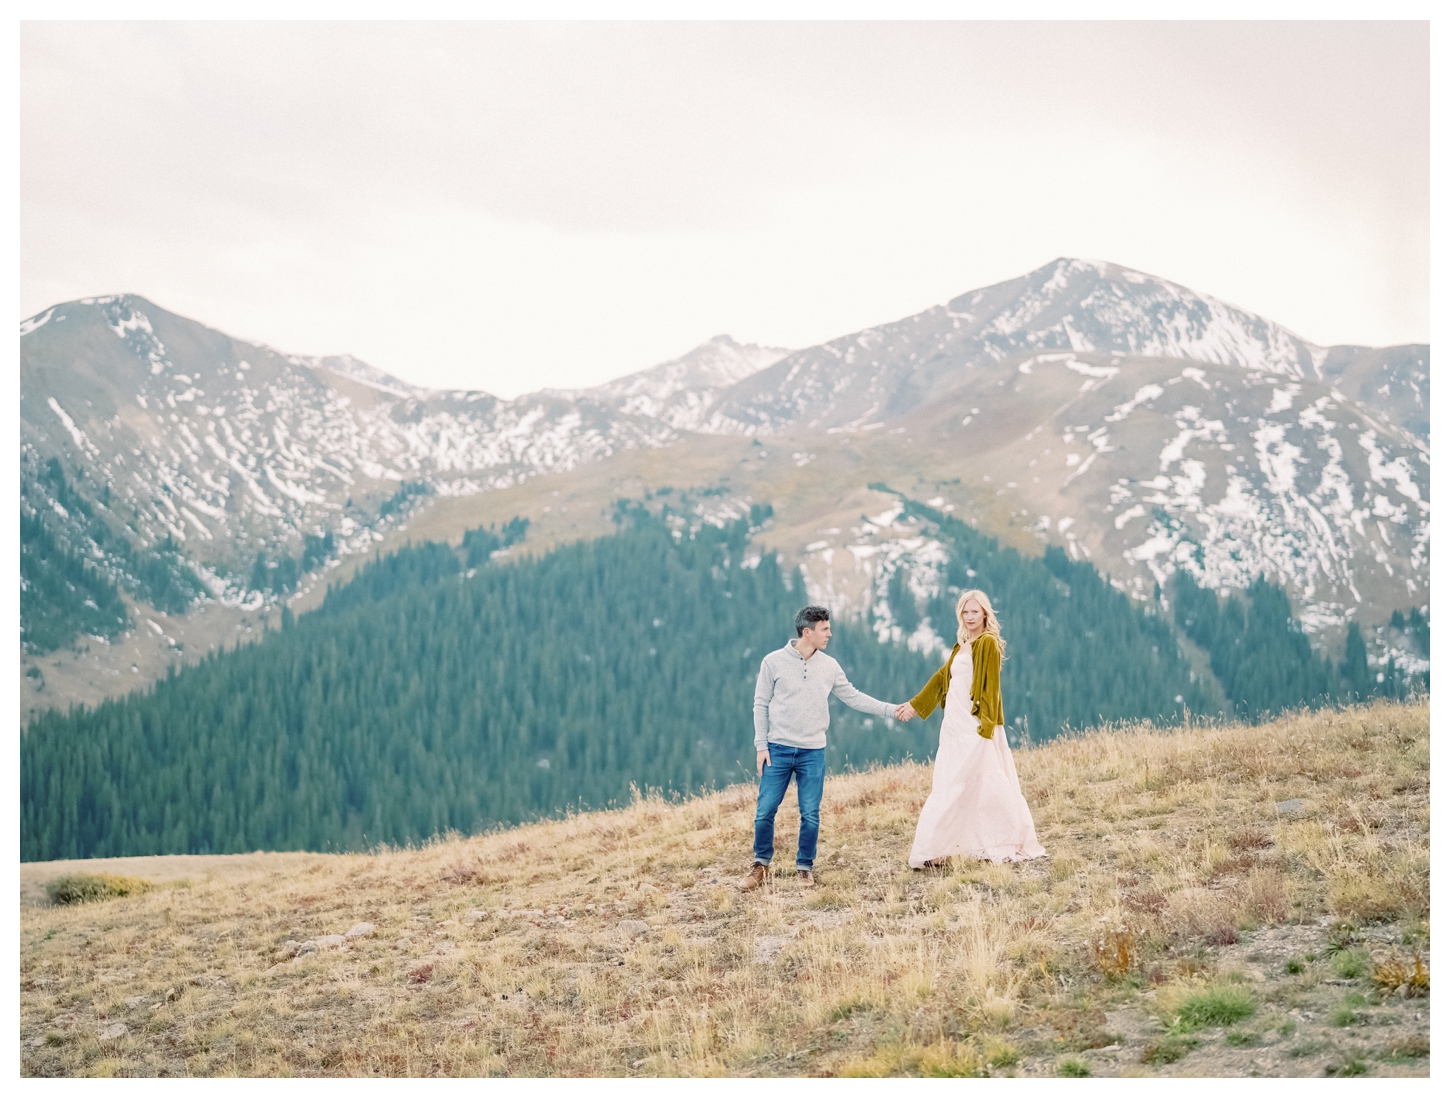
[20,300,784,590]
[19,259,1429,716]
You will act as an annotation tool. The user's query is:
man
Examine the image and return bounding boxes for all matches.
[739,605,902,891]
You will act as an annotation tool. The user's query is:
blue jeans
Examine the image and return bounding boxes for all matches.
[753,743,825,871]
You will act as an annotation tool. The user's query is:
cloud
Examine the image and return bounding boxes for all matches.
[20,21,1428,396]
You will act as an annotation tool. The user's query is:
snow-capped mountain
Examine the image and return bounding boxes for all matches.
[20,299,786,603]
[785,345,1427,655]
[19,258,1429,704]
[702,258,1427,437]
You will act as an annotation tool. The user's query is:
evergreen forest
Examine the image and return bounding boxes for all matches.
[22,491,1421,862]
[1171,571,1422,717]
[21,503,942,860]
[20,454,209,653]
[20,508,129,654]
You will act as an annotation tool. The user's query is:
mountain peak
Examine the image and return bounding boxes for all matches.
[936,257,1324,378]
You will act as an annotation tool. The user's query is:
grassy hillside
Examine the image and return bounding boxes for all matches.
[19,699,1428,1078]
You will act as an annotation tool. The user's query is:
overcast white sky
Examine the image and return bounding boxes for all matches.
[20,21,1429,398]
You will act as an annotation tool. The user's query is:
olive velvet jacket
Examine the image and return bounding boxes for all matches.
[907,632,1003,739]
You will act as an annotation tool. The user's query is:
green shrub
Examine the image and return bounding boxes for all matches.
[45,873,152,905]
[1056,1057,1091,1077]
[1284,959,1304,974]
[1225,1029,1258,1047]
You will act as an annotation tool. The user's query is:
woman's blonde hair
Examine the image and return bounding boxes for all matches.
[956,588,1006,656]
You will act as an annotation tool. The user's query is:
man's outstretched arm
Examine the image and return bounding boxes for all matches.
[829,665,898,721]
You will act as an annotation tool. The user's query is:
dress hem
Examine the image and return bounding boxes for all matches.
[908,845,1046,868]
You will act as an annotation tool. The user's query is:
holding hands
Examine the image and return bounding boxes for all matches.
[893,702,917,722]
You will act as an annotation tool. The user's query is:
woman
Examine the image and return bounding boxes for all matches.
[893,589,1046,867]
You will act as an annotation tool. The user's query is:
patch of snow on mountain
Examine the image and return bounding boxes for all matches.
[20,308,55,336]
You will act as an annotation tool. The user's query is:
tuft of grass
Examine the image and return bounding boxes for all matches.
[45,874,153,905]
[1331,950,1369,979]
[1284,959,1304,975]
[840,1039,986,1078]
[1056,1057,1091,1077]
[1324,1054,1368,1077]
[980,1035,1019,1068]
[828,997,874,1023]
[807,889,850,910]
[1224,1029,1258,1047]
[1161,980,1257,1031]
[1328,875,1413,923]
[1329,1004,1360,1028]
[1379,1036,1429,1061]
[1140,1035,1201,1064]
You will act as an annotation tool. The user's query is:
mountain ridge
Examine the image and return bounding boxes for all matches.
[18,261,1430,718]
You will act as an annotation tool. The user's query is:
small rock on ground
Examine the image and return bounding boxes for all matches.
[345,922,375,939]
[1275,798,1307,814]
[316,934,347,949]
[621,919,651,938]
[463,909,487,925]
[98,1023,128,1041]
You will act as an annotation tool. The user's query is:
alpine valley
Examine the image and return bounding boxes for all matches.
[20,257,1429,727]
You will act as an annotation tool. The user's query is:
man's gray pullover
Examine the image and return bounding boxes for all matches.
[753,640,895,751]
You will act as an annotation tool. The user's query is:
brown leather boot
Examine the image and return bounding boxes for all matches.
[738,864,768,892]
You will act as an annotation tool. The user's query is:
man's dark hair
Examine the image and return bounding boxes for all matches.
[794,605,830,636]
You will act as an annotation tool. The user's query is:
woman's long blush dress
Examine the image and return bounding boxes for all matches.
[907,643,1046,867]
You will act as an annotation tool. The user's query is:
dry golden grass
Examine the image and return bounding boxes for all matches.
[20,699,1430,1077]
